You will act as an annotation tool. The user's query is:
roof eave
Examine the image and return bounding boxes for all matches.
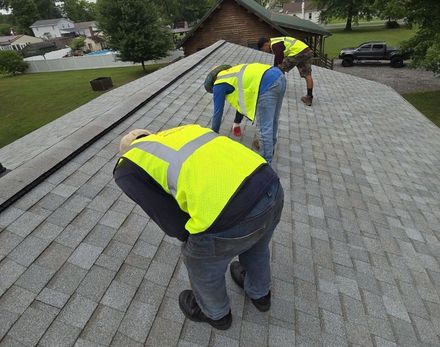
[276,22,331,36]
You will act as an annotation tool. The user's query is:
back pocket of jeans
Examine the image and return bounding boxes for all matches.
[213,225,266,256]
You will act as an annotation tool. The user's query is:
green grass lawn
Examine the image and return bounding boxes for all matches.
[326,17,384,25]
[325,26,417,59]
[402,90,440,128]
[0,65,164,148]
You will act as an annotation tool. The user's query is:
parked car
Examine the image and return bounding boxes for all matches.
[339,41,405,68]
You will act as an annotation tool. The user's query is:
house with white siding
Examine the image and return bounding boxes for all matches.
[283,1,321,24]
[30,18,76,39]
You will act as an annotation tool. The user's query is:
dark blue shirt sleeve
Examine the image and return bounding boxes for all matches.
[212,83,235,133]
[114,159,190,241]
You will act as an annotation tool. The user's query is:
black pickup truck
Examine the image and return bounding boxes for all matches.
[339,41,404,68]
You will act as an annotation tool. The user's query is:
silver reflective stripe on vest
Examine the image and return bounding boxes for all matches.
[284,37,297,46]
[272,37,297,52]
[128,131,218,196]
[216,64,248,117]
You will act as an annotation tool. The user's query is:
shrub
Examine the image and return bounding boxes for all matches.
[385,20,400,29]
[69,37,86,51]
[0,23,11,36]
[0,50,28,75]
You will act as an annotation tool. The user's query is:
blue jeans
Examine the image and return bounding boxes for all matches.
[256,74,286,165]
[181,180,284,320]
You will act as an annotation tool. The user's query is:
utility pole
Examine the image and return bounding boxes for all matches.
[301,0,305,19]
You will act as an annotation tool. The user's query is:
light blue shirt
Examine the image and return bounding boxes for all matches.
[211,67,283,132]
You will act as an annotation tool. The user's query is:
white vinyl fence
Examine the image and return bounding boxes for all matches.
[25,50,183,73]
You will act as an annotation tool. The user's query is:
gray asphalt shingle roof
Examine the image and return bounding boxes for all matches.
[1,41,440,346]
[0,35,23,44]
[30,19,66,28]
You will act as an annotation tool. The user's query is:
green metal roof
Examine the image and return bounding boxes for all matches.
[270,13,330,36]
[235,0,331,36]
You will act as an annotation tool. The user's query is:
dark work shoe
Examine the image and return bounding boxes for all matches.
[230,261,245,288]
[251,291,271,312]
[229,261,271,312]
[301,95,313,106]
[178,290,232,330]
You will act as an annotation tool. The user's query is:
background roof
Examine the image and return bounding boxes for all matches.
[237,0,330,36]
[30,19,68,27]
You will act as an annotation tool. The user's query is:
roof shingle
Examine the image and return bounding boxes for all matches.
[1,41,440,346]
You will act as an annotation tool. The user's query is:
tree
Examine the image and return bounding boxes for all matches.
[0,50,28,74]
[61,0,97,22]
[400,0,440,74]
[172,0,213,23]
[8,0,60,34]
[69,36,85,50]
[373,0,405,27]
[34,0,60,19]
[255,0,290,9]
[0,0,10,9]
[312,0,375,31]
[9,0,39,35]
[153,0,214,24]
[97,0,173,71]
[0,23,11,35]
[0,13,13,24]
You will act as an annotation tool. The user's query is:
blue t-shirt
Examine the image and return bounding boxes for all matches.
[212,67,283,132]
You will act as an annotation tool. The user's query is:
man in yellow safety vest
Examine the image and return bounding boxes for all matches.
[204,63,286,165]
[114,124,284,330]
[258,36,315,106]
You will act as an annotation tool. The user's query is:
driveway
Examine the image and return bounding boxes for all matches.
[333,60,440,94]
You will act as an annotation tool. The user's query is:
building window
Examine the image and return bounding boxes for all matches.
[309,13,312,19]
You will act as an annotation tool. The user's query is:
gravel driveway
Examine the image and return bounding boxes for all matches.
[333,60,440,94]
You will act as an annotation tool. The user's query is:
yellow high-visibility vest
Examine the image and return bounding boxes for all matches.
[270,37,309,57]
[120,124,266,234]
[214,63,271,121]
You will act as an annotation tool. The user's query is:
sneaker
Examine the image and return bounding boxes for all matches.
[232,126,242,137]
[229,261,271,312]
[301,95,313,106]
[178,290,232,330]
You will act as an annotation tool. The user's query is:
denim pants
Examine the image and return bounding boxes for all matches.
[181,180,284,320]
[256,74,286,165]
